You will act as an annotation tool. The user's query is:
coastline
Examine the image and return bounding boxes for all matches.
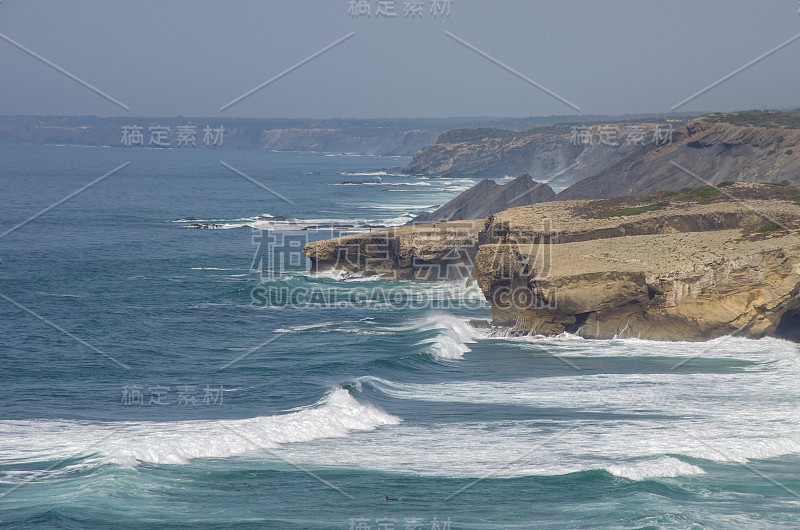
[304,183,800,342]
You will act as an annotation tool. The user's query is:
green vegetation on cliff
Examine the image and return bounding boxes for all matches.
[702,109,800,129]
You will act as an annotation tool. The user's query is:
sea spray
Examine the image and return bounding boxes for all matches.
[415,313,477,360]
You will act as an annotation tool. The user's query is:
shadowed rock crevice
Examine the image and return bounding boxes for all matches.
[775,308,800,342]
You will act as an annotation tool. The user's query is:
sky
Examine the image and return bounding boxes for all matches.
[1,0,799,119]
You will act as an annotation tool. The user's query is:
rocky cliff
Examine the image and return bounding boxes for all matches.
[303,182,800,342]
[399,122,683,190]
[303,220,483,281]
[559,111,800,200]
[409,173,556,224]
[474,184,800,341]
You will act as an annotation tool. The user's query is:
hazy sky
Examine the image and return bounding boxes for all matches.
[1,0,799,118]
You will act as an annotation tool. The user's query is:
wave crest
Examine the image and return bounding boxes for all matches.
[0,387,400,468]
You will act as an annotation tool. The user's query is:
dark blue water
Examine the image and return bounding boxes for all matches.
[2,143,800,529]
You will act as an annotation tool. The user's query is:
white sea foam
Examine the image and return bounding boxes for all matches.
[5,333,797,482]
[188,211,418,231]
[340,171,391,176]
[335,181,432,187]
[271,421,718,480]
[0,388,400,469]
[323,153,377,157]
[322,333,800,479]
[410,313,477,360]
[34,292,83,298]
[357,204,437,210]
[306,268,367,282]
[9,307,796,484]
[274,321,335,333]
[383,213,416,226]
[361,337,800,416]
[273,408,800,480]
[604,456,706,480]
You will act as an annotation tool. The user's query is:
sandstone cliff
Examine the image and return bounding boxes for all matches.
[303,183,800,342]
[303,220,483,281]
[475,186,800,341]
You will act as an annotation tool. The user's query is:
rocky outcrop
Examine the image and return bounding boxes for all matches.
[304,183,800,342]
[303,221,483,280]
[559,112,800,200]
[476,230,800,341]
[409,174,556,224]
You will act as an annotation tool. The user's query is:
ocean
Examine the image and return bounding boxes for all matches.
[1,143,800,529]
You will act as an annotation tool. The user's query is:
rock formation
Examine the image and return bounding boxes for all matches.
[396,110,800,201]
[474,186,800,341]
[303,220,483,281]
[303,183,800,342]
[399,122,683,190]
[409,174,556,224]
[558,111,800,200]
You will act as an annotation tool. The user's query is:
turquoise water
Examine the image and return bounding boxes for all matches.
[1,143,800,529]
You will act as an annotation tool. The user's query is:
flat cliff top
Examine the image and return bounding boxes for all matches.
[304,182,800,259]
[308,219,482,244]
[492,182,800,235]
[481,228,800,279]
[303,219,483,258]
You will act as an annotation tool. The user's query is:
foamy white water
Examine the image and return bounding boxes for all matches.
[257,330,800,480]
[0,388,400,469]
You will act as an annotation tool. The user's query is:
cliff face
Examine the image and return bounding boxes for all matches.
[258,127,435,156]
[303,183,800,342]
[399,123,673,189]
[559,115,800,200]
[396,110,800,198]
[409,174,556,224]
[473,186,800,341]
[476,232,800,341]
[401,128,579,178]
[303,221,483,281]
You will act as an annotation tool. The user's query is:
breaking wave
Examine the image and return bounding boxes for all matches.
[0,387,400,469]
